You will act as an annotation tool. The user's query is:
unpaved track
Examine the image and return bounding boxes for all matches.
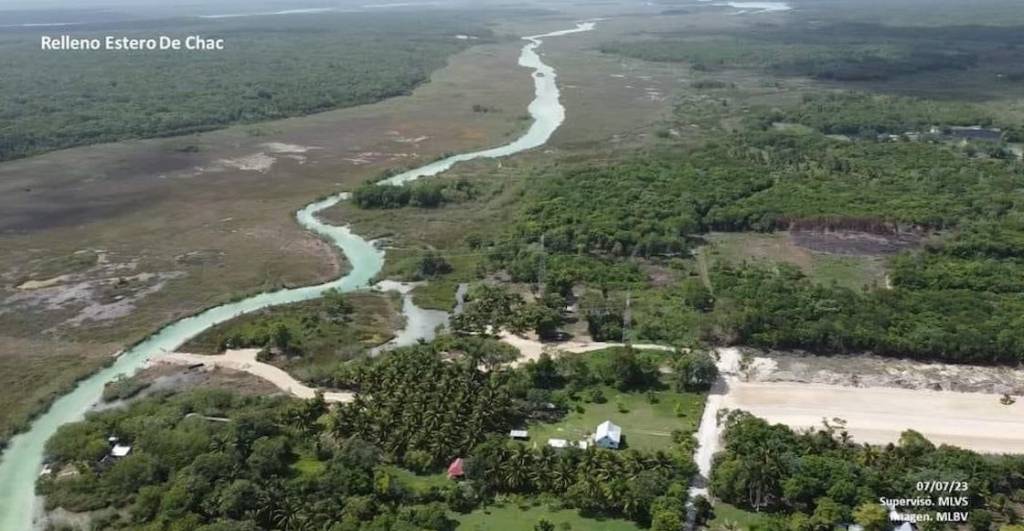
[157,349,353,403]
[499,331,673,367]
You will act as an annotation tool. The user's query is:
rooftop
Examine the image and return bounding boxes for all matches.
[594,420,622,443]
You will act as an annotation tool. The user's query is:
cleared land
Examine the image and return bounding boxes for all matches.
[703,231,895,289]
[722,380,1024,454]
[156,349,353,403]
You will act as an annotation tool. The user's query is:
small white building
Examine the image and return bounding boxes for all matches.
[547,438,569,449]
[510,429,529,440]
[593,420,622,449]
[111,444,132,458]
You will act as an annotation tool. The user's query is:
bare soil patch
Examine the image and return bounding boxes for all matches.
[723,381,1024,454]
[113,362,282,401]
[745,349,1024,395]
[790,229,922,256]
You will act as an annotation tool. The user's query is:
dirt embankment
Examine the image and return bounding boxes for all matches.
[745,350,1024,395]
[715,348,1024,454]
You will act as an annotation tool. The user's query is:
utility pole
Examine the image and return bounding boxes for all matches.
[622,290,632,348]
[622,244,639,347]
[538,233,547,297]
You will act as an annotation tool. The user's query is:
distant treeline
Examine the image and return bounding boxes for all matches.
[0,13,493,161]
[599,19,1024,84]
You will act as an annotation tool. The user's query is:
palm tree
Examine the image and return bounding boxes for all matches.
[622,450,646,479]
[530,446,557,491]
[502,445,533,491]
[550,458,575,492]
[857,443,880,467]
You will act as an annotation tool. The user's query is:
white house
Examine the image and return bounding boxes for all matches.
[594,420,622,449]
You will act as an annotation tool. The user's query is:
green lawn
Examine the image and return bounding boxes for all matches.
[525,385,704,452]
[412,278,464,311]
[708,502,770,530]
[385,465,451,494]
[455,498,642,531]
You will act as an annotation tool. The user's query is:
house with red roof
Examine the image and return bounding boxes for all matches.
[447,457,465,480]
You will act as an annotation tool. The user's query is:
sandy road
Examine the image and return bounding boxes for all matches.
[499,331,674,367]
[156,349,353,403]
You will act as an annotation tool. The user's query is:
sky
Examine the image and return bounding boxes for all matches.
[0,0,485,23]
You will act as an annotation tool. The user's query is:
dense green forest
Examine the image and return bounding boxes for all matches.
[710,412,1024,530]
[39,342,697,529]
[600,20,1024,85]
[706,261,1024,363]
[760,93,993,136]
[0,13,491,161]
[599,37,975,82]
[457,93,1024,363]
[494,126,1022,252]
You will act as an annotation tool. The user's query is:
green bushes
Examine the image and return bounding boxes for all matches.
[674,351,718,392]
[707,262,1024,364]
[353,179,477,209]
[711,411,1024,526]
[451,284,566,339]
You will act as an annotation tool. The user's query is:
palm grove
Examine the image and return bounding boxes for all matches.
[39,339,706,530]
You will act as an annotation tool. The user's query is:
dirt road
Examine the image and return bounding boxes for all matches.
[156,349,353,403]
[499,332,674,367]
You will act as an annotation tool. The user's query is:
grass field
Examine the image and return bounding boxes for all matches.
[396,253,481,311]
[525,385,704,452]
[708,502,770,530]
[703,232,890,290]
[386,466,451,494]
[456,497,642,531]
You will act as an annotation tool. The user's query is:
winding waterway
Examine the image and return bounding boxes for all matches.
[0,21,596,530]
